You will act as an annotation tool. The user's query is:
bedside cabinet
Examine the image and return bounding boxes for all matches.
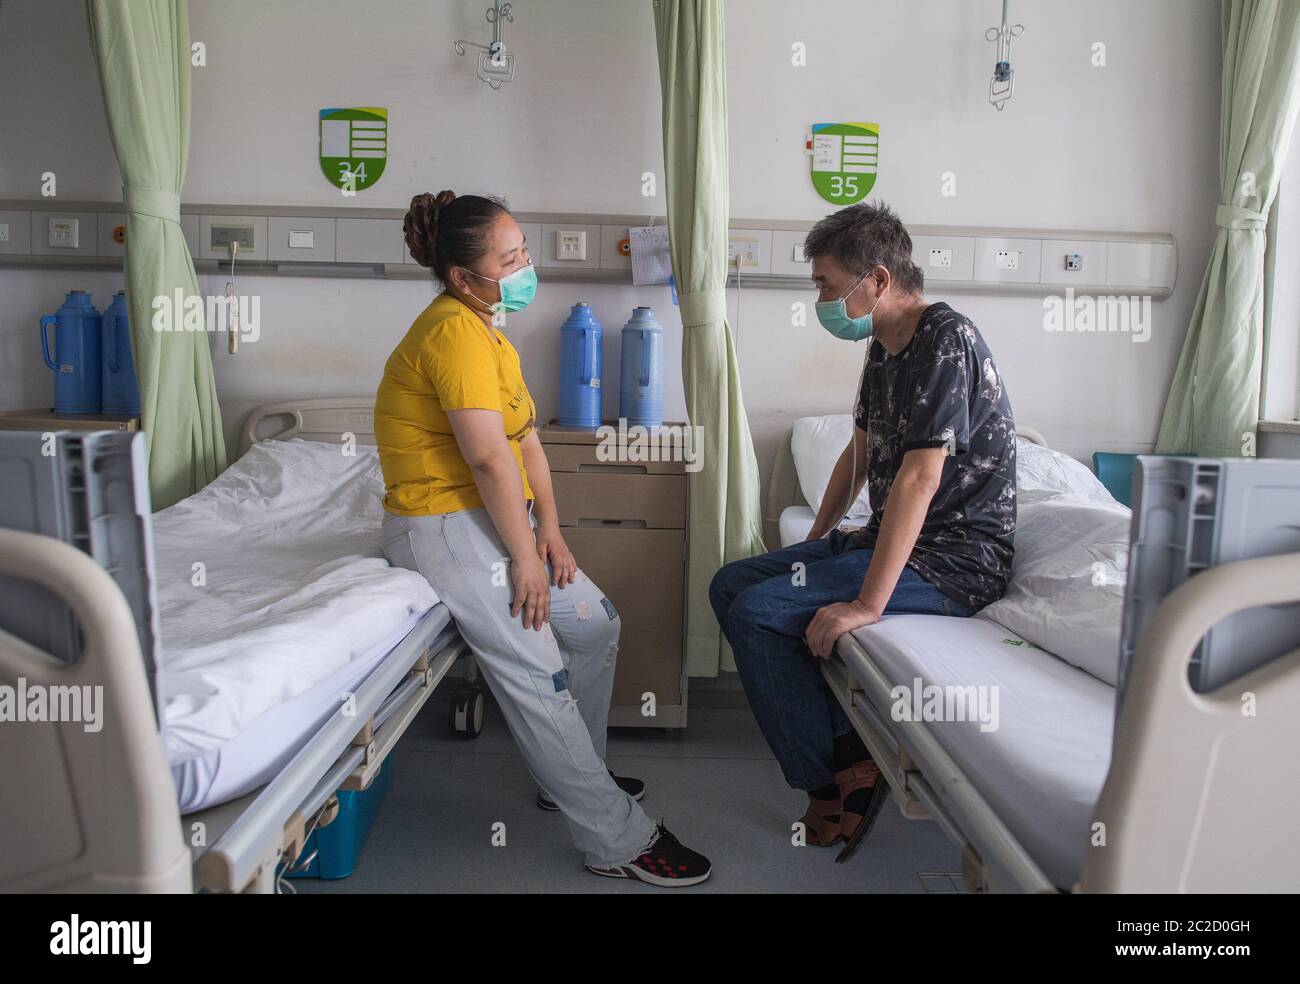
[539,424,688,728]
[0,409,139,433]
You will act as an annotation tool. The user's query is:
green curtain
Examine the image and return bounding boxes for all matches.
[1155,0,1300,456]
[85,0,226,508]
[652,0,766,676]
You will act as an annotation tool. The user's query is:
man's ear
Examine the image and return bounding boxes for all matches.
[871,265,892,296]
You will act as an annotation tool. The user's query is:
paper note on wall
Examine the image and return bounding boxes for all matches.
[630,225,672,286]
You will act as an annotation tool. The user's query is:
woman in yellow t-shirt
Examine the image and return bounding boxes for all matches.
[375,191,710,886]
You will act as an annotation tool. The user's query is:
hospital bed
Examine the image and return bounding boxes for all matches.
[766,418,1300,893]
[0,398,478,893]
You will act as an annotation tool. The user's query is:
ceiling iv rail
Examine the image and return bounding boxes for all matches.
[0,200,1176,297]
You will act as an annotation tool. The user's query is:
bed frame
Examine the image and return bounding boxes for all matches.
[203,400,478,892]
[0,399,471,893]
[768,421,1300,893]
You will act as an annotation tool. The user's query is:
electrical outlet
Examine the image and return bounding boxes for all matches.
[1065,252,1083,272]
[928,248,953,268]
[211,224,255,251]
[557,230,586,261]
[994,249,1020,271]
[729,236,761,269]
[0,222,9,243]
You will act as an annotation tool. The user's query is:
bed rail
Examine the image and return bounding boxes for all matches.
[827,634,1058,894]
[1079,550,1300,892]
[192,606,460,893]
[0,530,190,893]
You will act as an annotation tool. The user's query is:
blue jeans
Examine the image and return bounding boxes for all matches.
[709,529,974,792]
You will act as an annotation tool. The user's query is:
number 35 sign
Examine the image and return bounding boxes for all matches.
[319,107,388,193]
[806,122,878,205]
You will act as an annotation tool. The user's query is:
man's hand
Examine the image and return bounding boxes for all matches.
[535,523,577,587]
[805,599,881,659]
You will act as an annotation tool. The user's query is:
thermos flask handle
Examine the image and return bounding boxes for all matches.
[40,316,59,372]
[639,329,652,387]
[106,319,121,372]
[579,328,592,386]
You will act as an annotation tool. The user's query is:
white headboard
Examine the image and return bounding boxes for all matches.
[764,419,1048,547]
[241,397,379,454]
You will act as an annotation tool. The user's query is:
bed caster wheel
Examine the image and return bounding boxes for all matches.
[449,686,485,739]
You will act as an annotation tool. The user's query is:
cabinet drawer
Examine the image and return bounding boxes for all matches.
[551,472,685,529]
[545,442,685,475]
[564,527,684,708]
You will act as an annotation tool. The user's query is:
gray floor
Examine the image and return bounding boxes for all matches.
[295,689,965,894]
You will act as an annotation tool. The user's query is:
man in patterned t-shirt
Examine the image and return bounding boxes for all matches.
[710,202,1016,856]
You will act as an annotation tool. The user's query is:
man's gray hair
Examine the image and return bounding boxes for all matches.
[803,200,924,295]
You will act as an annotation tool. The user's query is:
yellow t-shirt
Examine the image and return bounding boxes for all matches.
[375,293,536,515]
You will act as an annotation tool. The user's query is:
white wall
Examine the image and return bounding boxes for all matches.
[0,0,1221,510]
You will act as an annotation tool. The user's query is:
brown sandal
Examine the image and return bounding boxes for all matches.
[834,759,886,862]
[797,794,843,847]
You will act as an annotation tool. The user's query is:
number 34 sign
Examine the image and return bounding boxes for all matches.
[806,122,879,205]
[319,107,388,193]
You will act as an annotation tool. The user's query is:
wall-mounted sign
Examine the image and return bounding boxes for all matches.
[806,122,878,205]
[319,107,388,192]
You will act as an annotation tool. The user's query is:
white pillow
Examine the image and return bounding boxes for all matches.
[791,415,871,519]
[978,492,1132,687]
[1015,437,1116,506]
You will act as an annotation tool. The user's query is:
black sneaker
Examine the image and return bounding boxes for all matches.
[585,823,711,887]
[537,771,645,811]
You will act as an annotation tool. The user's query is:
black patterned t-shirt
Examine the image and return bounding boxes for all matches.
[849,302,1016,611]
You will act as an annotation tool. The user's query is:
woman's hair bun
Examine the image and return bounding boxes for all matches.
[403,190,456,269]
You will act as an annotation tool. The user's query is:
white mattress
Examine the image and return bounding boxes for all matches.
[845,614,1115,889]
[777,506,870,548]
[151,439,441,813]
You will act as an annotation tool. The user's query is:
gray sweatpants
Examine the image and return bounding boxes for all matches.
[381,506,658,867]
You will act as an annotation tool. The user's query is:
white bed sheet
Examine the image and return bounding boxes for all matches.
[846,614,1115,889]
[151,439,441,812]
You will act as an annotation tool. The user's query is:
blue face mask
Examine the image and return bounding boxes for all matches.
[467,261,538,314]
[816,272,881,341]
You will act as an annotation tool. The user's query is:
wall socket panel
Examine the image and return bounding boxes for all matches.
[210,224,256,251]
[973,237,1041,283]
[728,235,762,269]
[911,235,975,281]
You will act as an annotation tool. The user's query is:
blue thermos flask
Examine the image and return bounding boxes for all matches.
[557,302,603,429]
[101,291,141,415]
[40,290,103,414]
[618,306,664,427]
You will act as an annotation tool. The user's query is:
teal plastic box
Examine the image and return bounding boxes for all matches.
[287,756,394,880]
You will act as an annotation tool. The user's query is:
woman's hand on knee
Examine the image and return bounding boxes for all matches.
[511,555,551,630]
[535,523,577,587]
